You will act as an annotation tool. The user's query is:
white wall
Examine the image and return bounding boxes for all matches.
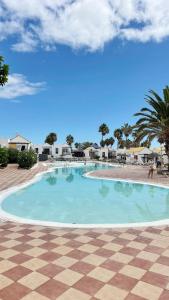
[33,144,71,158]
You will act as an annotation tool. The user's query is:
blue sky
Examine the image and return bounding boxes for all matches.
[0,1,169,146]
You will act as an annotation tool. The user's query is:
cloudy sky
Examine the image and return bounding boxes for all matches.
[0,0,169,144]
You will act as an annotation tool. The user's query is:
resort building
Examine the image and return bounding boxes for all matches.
[127,147,152,164]
[117,147,153,164]
[84,145,115,159]
[0,134,167,165]
[8,135,32,151]
[33,143,72,159]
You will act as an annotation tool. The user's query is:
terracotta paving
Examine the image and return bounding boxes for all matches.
[0,222,169,299]
[91,165,169,187]
[0,163,48,192]
[1,164,169,298]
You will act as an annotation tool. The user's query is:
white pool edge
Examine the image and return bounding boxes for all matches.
[1,162,169,229]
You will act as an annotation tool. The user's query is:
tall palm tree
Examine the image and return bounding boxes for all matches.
[121,123,132,142]
[99,123,109,142]
[131,130,140,147]
[114,128,123,148]
[66,134,74,152]
[45,132,57,145]
[45,132,57,156]
[107,137,115,147]
[134,86,169,165]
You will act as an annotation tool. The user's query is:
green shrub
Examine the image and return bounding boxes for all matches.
[0,147,8,168]
[8,148,19,163]
[18,149,37,169]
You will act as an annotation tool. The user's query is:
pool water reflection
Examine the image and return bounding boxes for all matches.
[2,164,169,225]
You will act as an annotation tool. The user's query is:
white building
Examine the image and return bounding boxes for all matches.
[84,146,114,159]
[127,147,152,164]
[8,135,32,151]
[117,147,153,164]
[33,143,72,158]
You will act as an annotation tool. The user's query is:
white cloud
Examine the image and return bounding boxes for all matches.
[0,74,45,99]
[0,0,169,52]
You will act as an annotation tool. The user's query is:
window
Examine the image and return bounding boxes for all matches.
[55,148,58,154]
[62,148,70,155]
[35,148,39,154]
[43,148,50,155]
[21,145,25,151]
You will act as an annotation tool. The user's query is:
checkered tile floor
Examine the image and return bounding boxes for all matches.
[0,223,169,299]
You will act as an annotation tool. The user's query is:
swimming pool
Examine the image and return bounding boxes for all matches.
[1,163,169,227]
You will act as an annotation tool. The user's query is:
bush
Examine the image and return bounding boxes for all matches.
[18,149,37,169]
[8,148,19,163]
[0,147,8,168]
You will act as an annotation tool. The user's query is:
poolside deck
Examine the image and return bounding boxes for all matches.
[91,165,169,187]
[0,164,169,299]
[0,163,48,192]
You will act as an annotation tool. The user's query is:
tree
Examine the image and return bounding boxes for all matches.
[118,139,125,149]
[134,86,169,167]
[0,56,9,86]
[141,139,151,148]
[99,123,109,142]
[0,147,8,168]
[131,130,141,147]
[114,128,123,148]
[121,123,132,142]
[103,137,115,147]
[81,142,93,150]
[75,142,80,149]
[8,148,19,163]
[45,132,57,145]
[125,139,133,149]
[100,140,106,147]
[66,134,74,151]
[108,137,115,147]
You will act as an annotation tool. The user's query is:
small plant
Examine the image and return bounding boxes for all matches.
[8,148,19,163]
[18,149,37,169]
[0,147,8,168]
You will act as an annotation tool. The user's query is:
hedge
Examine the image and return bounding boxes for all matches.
[8,148,19,163]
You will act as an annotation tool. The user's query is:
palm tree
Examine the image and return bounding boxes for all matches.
[99,123,109,142]
[66,134,74,152]
[141,138,151,148]
[0,56,9,86]
[45,132,57,156]
[114,128,123,148]
[45,132,57,146]
[118,138,125,149]
[100,140,106,147]
[125,139,133,149]
[104,137,115,147]
[134,86,169,166]
[74,142,80,149]
[131,130,141,147]
[108,137,115,147]
[121,123,132,142]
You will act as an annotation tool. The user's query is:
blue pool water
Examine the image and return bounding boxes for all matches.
[1,163,169,224]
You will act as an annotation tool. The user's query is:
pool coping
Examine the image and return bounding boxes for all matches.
[1,162,169,228]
